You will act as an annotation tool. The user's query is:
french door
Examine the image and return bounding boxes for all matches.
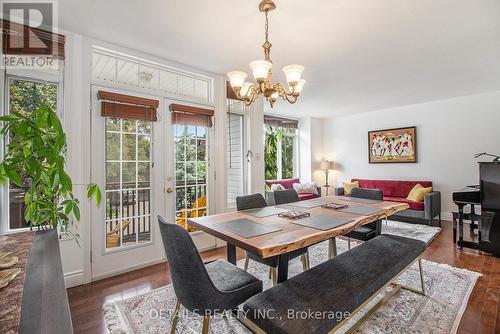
[164,99,216,250]
[90,86,164,279]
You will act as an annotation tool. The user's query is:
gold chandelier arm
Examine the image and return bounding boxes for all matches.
[234,84,261,106]
[276,83,299,104]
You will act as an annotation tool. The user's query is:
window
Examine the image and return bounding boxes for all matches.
[174,125,208,231]
[92,49,212,104]
[264,124,298,181]
[105,118,152,249]
[6,78,58,230]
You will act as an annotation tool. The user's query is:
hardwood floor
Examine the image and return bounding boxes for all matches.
[67,221,500,334]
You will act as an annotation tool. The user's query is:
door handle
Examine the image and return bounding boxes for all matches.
[166,187,173,193]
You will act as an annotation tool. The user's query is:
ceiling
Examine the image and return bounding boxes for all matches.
[59,0,500,118]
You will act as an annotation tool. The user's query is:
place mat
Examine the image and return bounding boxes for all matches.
[215,219,282,238]
[288,197,330,208]
[243,206,290,218]
[338,196,383,204]
[337,205,386,216]
[291,215,353,231]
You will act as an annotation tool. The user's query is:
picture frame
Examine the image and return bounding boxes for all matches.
[368,126,417,163]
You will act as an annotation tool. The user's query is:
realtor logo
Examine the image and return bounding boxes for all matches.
[1,0,60,69]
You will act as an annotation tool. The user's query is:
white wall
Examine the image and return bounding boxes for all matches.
[299,117,324,186]
[322,90,500,220]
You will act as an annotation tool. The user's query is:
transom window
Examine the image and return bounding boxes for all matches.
[105,118,152,249]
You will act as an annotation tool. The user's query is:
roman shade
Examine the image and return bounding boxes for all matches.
[170,103,214,128]
[264,115,298,129]
[98,91,159,121]
[1,19,65,59]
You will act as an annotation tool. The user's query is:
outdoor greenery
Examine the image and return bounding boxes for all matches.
[264,126,296,182]
[174,125,206,211]
[0,79,100,232]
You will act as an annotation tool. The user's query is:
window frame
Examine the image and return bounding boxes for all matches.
[0,74,64,234]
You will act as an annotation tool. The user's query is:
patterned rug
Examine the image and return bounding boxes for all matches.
[103,224,479,334]
[382,220,441,245]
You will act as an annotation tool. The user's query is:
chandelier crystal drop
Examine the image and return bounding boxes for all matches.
[227,0,305,108]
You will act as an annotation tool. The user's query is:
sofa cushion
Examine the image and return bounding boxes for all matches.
[265,178,300,190]
[352,179,432,198]
[384,196,425,211]
[343,181,359,195]
[293,182,319,195]
[406,184,433,202]
[298,193,319,201]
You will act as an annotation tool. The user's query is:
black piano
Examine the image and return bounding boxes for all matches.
[453,162,500,256]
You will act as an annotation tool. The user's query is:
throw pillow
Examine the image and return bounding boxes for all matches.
[343,181,359,196]
[270,183,285,191]
[407,184,433,202]
[293,182,319,195]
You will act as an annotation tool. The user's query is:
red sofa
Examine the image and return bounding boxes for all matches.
[335,178,441,226]
[265,178,320,203]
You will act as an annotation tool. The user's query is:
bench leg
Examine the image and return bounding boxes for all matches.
[170,300,180,334]
[330,257,426,334]
[348,238,351,250]
[201,316,211,334]
[244,256,250,271]
[396,258,426,296]
[328,238,337,259]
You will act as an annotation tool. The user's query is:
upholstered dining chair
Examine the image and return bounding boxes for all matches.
[273,188,300,205]
[158,216,262,334]
[236,193,310,285]
[344,187,383,249]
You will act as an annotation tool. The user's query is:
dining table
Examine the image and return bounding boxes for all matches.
[188,195,409,283]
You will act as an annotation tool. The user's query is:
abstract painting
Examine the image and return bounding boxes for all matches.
[368,126,417,163]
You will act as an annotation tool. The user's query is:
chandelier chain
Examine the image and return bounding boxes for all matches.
[265,10,269,43]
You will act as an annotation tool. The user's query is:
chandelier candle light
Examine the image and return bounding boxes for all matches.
[227,0,306,108]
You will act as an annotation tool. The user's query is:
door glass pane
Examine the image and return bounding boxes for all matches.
[174,124,208,232]
[105,117,152,250]
[7,79,58,230]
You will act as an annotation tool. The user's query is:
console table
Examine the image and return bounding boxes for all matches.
[0,230,73,334]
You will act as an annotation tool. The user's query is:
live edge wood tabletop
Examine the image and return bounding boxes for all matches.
[188,195,409,259]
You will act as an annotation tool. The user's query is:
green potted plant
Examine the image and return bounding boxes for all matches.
[0,105,101,237]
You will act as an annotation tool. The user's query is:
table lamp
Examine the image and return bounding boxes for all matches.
[320,160,334,195]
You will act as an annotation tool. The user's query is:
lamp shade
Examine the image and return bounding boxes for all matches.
[290,79,306,94]
[227,71,247,89]
[321,160,333,170]
[282,64,304,84]
[249,60,272,81]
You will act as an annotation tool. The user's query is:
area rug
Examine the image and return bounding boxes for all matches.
[103,238,479,334]
[382,220,441,245]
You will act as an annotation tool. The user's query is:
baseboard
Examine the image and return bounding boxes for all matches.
[442,212,453,222]
[90,257,165,282]
[65,270,85,288]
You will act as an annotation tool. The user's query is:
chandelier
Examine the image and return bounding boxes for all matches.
[227,0,305,108]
